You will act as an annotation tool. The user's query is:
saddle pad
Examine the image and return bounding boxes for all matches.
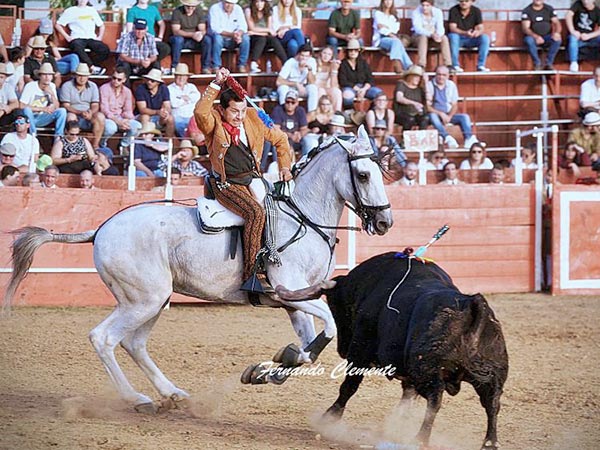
[197,197,245,228]
[197,178,269,229]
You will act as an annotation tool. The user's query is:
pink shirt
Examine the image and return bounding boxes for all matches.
[99,82,135,121]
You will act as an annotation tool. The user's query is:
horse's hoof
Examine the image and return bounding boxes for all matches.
[158,395,191,412]
[481,440,500,450]
[240,363,269,385]
[272,343,302,367]
[134,401,160,415]
[268,369,290,385]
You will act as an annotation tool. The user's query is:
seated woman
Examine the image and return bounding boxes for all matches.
[459,142,493,170]
[272,0,305,58]
[511,144,538,169]
[423,149,448,170]
[559,141,592,178]
[369,119,407,169]
[365,92,395,135]
[373,0,413,73]
[245,0,287,73]
[394,64,428,131]
[50,120,100,174]
[314,46,342,112]
[338,39,383,110]
[303,94,336,154]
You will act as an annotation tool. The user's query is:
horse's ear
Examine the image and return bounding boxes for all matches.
[357,125,369,144]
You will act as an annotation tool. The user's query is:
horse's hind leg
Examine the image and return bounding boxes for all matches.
[89,305,164,408]
[120,311,190,405]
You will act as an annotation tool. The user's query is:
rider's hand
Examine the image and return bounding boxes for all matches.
[279,167,292,182]
[215,67,230,86]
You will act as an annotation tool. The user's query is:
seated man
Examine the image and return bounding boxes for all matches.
[167,63,201,137]
[426,65,478,149]
[0,63,19,128]
[327,0,361,56]
[579,65,600,116]
[208,0,250,73]
[489,163,505,184]
[19,63,67,137]
[568,111,600,163]
[170,0,212,74]
[133,122,168,177]
[126,0,171,68]
[41,164,60,188]
[521,0,562,70]
[0,110,41,172]
[271,90,309,156]
[59,63,105,148]
[565,0,600,73]
[55,0,110,75]
[79,169,96,189]
[134,68,174,137]
[23,36,61,87]
[116,18,159,78]
[276,44,318,115]
[447,0,490,72]
[0,143,17,172]
[99,68,142,148]
[0,165,20,187]
[393,160,418,186]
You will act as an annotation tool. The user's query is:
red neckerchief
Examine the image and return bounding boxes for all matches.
[222,121,240,146]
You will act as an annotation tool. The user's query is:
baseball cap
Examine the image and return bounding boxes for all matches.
[36,154,53,172]
[285,90,299,101]
[96,147,114,164]
[134,18,147,30]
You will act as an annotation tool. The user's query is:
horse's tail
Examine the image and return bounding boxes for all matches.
[3,227,96,313]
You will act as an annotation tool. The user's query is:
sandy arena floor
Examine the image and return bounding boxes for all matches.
[0,293,599,450]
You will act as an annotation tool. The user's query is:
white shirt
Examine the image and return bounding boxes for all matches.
[372,11,400,47]
[57,5,103,39]
[271,5,303,31]
[510,158,538,169]
[580,78,600,108]
[279,57,317,84]
[208,2,248,35]
[0,82,17,106]
[20,80,59,109]
[1,132,40,169]
[167,82,200,119]
[459,158,494,170]
[4,63,23,96]
[411,5,445,37]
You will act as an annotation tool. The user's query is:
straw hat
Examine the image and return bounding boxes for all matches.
[74,63,91,76]
[0,143,16,156]
[178,139,198,157]
[330,114,351,127]
[174,63,191,76]
[181,0,200,6]
[0,63,10,76]
[346,39,362,51]
[224,0,239,3]
[30,35,47,49]
[403,64,424,78]
[143,68,163,83]
[139,122,162,136]
[36,62,55,75]
[583,111,600,126]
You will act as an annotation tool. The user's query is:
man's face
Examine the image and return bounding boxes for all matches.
[175,74,189,86]
[111,72,126,88]
[223,99,247,127]
[75,74,88,87]
[44,169,58,187]
[490,168,504,184]
[405,164,418,180]
[80,172,93,189]
[184,4,196,15]
[1,153,15,166]
[135,28,147,40]
[178,147,193,161]
[223,2,234,13]
[3,171,20,186]
[284,97,298,114]
[341,0,352,12]
[15,117,29,134]
[297,51,310,65]
[33,47,45,59]
[532,0,544,8]
[435,67,449,84]
[39,73,52,86]
[421,1,432,13]
[146,78,159,91]
[458,0,472,11]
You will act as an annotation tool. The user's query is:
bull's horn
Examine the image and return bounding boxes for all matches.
[275,280,337,302]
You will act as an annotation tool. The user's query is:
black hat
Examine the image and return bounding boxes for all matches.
[134,18,147,30]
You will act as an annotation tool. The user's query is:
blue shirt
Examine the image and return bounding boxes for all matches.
[134,83,170,113]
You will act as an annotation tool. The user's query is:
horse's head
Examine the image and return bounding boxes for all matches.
[336,125,393,236]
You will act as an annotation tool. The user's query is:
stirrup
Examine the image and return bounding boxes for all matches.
[240,274,275,294]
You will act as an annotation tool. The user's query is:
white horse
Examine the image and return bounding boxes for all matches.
[3,126,393,412]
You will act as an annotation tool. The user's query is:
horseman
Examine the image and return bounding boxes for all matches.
[194,67,293,292]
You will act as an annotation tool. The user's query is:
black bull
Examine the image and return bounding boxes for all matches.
[322,252,509,450]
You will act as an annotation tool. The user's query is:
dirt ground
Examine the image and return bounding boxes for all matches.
[0,293,599,450]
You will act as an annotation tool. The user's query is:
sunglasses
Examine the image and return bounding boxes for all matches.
[471,150,483,154]
[2,154,14,157]
[15,118,27,125]
[67,132,80,136]
[285,100,297,104]
[112,76,125,81]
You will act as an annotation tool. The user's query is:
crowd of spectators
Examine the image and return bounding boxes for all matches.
[1,0,600,189]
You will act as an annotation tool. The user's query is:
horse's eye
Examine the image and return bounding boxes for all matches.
[358,172,369,183]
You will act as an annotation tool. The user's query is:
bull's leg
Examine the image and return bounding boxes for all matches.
[474,383,502,450]
[415,389,443,445]
[323,373,365,420]
[395,380,418,416]
[120,311,190,409]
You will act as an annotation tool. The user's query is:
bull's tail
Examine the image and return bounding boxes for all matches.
[3,227,96,313]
